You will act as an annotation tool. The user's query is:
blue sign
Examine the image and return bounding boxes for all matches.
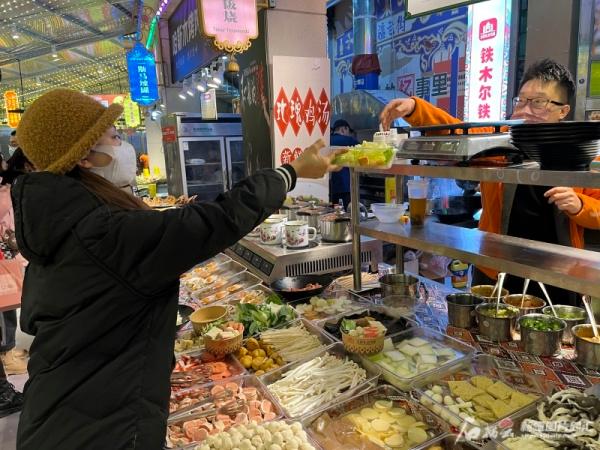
[168,0,219,83]
[126,42,159,106]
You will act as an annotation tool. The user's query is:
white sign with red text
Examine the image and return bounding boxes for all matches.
[271,56,331,199]
[464,0,511,121]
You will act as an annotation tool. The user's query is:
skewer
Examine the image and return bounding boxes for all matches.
[582,295,600,340]
[520,279,530,309]
[537,282,557,317]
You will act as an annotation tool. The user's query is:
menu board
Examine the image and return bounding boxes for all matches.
[406,0,488,17]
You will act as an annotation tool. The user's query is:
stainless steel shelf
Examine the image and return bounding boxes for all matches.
[358,219,600,297]
[355,160,600,188]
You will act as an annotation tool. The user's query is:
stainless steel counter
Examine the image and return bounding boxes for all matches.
[225,236,383,283]
[357,160,600,188]
[359,219,600,297]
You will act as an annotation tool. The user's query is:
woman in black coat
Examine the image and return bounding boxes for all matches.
[13,89,339,450]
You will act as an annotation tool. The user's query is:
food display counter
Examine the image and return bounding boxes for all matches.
[173,251,600,450]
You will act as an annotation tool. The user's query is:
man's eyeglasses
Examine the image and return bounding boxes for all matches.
[512,96,565,112]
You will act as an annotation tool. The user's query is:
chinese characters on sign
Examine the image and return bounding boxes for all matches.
[271,56,330,199]
[3,90,20,128]
[464,0,511,121]
[200,0,258,53]
[169,0,219,83]
[272,88,331,138]
[126,42,159,106]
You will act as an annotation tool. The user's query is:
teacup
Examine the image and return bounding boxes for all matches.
[285,221,317,248]
[259,218,284,245]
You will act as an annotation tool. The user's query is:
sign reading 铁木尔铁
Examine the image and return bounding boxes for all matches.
[271,56,331,199]
[464,0,511,121]
[200,0,258,53]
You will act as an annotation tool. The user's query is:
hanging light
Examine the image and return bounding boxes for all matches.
[51,45,58,58]
[11,25,19,39]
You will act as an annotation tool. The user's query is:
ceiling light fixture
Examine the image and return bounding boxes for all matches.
[207,82,218,89]
[178,90,187,100]
[51,44,58,58]
[212,76,222,85]
[11,25,19,39]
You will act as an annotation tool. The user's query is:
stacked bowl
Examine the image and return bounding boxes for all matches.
[510,121,600,171]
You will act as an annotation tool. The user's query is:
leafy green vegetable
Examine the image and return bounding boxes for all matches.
[332,141,395,168]
[235,295,295,336]
[521,317,563,332]
[341,318,357,333]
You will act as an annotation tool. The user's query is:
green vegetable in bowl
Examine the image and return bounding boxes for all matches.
[480,307,516,318]
[235,294,296,336]
[520,317,563,332]
[556,311,585,320]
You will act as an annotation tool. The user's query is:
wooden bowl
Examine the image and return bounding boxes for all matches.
[190,305,229,335]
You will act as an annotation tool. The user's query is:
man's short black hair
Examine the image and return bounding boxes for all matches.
[10,130,16,136]
[520,58,576,102]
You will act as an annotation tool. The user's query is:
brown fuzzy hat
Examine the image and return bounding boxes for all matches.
[17,89,124,175]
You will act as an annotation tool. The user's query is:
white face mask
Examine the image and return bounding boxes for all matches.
[89,145,120,185]
[8,145,18,156]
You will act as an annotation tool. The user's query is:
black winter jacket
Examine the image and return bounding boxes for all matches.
[13,167,294,450]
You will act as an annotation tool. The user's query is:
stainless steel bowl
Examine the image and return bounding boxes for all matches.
[446,293,485,329]
[573,324,600,369]
[542,305,587,345]
[503,294,546,330]
[518,313,566,356]
[475,303,519,342]
[471,285,509,301]
[379,274,419,298]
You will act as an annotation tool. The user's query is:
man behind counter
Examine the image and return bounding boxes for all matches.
[380,59,600,305]
[329,119,359,208]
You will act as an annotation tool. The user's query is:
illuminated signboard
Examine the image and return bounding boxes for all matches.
[126,42,159,106]
[464,0,511,121]
[200,0,258,53]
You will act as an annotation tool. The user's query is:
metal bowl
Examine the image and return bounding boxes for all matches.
[542,305,587,345]
[573,324,600,369]
[379,274,419,298]
[270,274,333,302]
[475,303,519,342]
[518,313,566,356]
[471,284,509,301]
[503,294,546,330]
[446,293,485,329]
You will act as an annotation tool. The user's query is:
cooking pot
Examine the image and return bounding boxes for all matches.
[280,203,303,221]
[319,207,368,243]
[298,201,333,232]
